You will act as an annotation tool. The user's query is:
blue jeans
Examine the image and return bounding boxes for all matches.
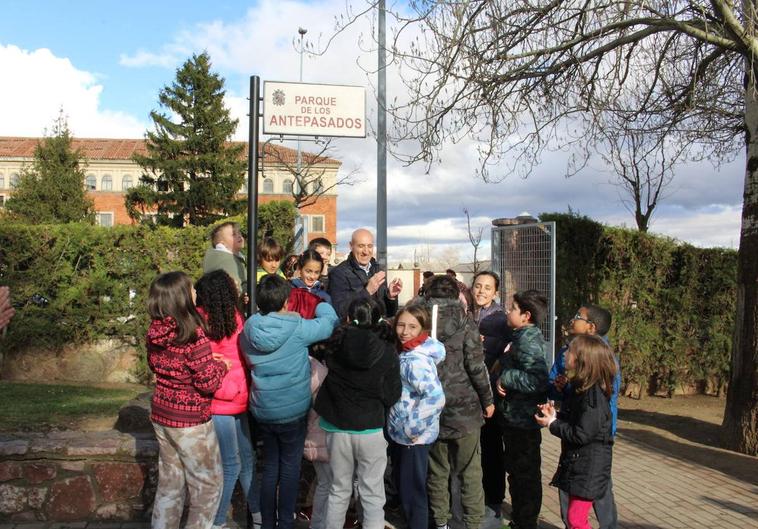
[212,413,260,525]
[258,417,307,529]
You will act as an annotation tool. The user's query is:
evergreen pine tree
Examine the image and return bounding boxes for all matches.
[126,52,246,226]
[6,112,94,224]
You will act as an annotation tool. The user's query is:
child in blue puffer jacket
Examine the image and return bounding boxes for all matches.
[388,304,446,529]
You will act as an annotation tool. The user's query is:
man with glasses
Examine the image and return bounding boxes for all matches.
[328,228,402,320]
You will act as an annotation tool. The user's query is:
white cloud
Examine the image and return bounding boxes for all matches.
[119,49,181,68]
[0,44,145,138]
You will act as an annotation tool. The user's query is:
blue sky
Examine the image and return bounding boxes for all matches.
[0,0,745,262]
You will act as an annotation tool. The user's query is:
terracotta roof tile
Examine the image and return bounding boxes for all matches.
[0,137,341,166]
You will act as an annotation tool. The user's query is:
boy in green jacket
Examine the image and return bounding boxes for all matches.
[495,289,549,529]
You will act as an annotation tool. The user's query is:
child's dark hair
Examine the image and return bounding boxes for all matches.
[568,334,617,398]
[297,249,324,273]
[308,237,332,251]
[426,275,459,300]
[472,270,500,291]
[581,304,612,336]
[282,254,300,279]
[147,271,206,345]
[395,304,431,331]
[257,274,291,314]
[347,297,395,341]
[257,237,284,263]
[513,289,548,325]
[195,270,240,341]
[422,270,434,279]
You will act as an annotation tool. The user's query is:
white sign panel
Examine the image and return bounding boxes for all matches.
[263,81,366,138]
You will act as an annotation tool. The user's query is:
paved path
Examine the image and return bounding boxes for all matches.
[2,430,756,529]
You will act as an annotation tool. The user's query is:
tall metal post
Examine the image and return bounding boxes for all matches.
[247,75,261,313]
[296,28,307,184]
[376,0,387,268]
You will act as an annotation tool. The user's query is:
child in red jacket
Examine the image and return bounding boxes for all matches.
[147,271,230,529]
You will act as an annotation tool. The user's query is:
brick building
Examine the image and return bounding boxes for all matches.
[0,137,340,247]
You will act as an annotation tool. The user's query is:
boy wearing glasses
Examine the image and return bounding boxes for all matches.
[548,304,620,529]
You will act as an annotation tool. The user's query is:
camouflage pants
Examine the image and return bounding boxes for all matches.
[152,420,223,529]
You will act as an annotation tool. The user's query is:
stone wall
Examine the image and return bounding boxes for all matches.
[0,431,158,522]
[1,339,139,384]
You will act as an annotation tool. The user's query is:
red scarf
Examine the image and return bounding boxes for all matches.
[402,332,429,351]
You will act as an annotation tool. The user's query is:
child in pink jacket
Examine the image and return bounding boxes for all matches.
[195,270,261,528]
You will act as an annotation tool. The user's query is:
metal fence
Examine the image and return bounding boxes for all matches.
[491,221,556,364]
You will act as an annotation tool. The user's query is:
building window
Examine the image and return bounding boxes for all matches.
[0,174,4,189]
[10,173,19,189]
[97,212,114,227]
[86,174,96,191]
[122,175,133,190]
[263,178,274,193]
[101,174,113,191]
[282,179,293,194]
[310,215,325,233]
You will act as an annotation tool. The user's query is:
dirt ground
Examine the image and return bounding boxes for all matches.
[616,394,758,485]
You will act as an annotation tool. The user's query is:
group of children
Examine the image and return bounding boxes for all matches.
[145,236,620,529]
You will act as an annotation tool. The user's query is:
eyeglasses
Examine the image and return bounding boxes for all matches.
[571,313,592,323]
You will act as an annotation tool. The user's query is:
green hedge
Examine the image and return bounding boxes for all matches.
[0,201,295,382]
[1,207,736,395]
[540,212,736,396]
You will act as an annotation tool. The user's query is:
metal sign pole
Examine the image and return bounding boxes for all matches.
[376,0,387,269]
[247,75,261,314]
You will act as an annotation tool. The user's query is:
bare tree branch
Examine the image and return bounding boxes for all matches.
[464,207,484,274]
[262,140,363,209]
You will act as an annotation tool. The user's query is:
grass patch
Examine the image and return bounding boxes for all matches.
[0,381,149,431]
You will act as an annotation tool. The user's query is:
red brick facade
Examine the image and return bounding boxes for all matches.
[0,137,340,247]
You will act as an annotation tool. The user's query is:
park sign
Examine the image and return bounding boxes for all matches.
[263,81,366,138]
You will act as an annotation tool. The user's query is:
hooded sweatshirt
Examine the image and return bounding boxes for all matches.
[387,336,446,445]
[146,317,227,428]
[242,302,338,424]
[422,297,493,439]
[195,308,249,416]
[314,326,401,431]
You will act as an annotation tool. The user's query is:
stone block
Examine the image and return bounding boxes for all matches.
[92,462,144,502]
[0,440,29,456]
[23,463,56,484]
[65,437,121,457]
[94,502,133,521]
[9,512,42,523]
[0,484,26,514]
[44,476,95,521]
[0,461,22,481]
[26,487,47,509]
[60,461,86,472]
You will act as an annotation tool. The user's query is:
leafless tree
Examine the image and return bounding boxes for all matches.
[599,122,681,232]
[464,207,484,273]
[262,140,361,209]
[330,1,756,454]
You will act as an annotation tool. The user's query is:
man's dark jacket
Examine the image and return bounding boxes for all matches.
[327,254,398,320]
